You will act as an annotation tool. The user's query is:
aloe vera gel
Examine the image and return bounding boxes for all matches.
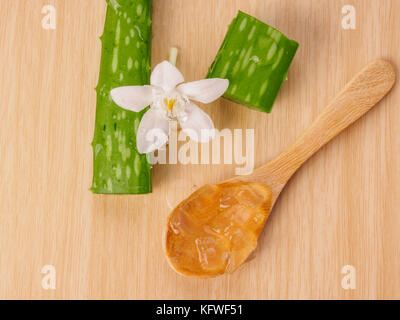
[207,11,299,113]
[91,0,153,194]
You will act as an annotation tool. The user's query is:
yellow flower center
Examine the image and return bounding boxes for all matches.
[164,98,176,111]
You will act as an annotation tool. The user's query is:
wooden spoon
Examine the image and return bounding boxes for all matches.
[165,60,396,278]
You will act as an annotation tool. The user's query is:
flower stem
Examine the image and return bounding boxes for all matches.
[169,47,179,66]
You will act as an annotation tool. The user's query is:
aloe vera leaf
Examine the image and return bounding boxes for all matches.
[91,0,152,194]
[207,11,299,113]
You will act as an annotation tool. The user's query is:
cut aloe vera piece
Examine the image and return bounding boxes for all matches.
[207,11,299,113]
[91,0,152,194]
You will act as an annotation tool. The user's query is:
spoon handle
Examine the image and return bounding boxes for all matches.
[261,60,395,187]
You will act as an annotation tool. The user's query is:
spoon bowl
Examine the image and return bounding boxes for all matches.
[165,60,396,278]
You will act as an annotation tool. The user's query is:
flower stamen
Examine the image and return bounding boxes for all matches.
[164,98,176,111]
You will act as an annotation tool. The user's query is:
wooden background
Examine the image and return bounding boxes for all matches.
[0,0,399,300]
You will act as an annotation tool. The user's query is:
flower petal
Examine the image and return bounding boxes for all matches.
[179,102,215,143]
[150,60,184,92]
[137,108,169,154]
[177,78,229,104]
[110,85,153,112]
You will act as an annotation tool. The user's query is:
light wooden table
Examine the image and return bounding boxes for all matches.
[0,0,399,300]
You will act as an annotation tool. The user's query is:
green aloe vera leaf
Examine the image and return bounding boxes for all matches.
[107,0,152,23]
[91,0,153,194]
[207,11,299,113]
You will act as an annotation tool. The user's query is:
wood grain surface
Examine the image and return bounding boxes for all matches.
[0,0,399,300]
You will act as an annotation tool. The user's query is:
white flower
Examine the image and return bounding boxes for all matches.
[110,61,229,154]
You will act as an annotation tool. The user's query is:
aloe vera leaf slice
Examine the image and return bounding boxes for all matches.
[91,0,153,194]
[207,11,299,113]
